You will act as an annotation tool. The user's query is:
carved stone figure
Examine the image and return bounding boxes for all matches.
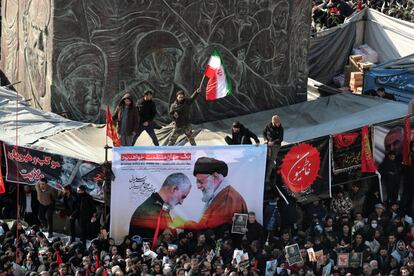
[53,42,106,123]
[209,0,259,60]
[1,0,311,124]
[245,0,291,85]
[22,0,51,104]
[123,31,186,123]
[2,0,19,83]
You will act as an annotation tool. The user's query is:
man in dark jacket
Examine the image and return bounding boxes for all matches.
[35,177,58,238]
[378,151,401,205]
[376,87,396,101]
[263,115,284,183]
[225,121,260,145]
[113,93,140,146]
[19,185,39,226]
[401,141,414,213]
[75,185,96,245]
[167,89,201,146]
[134,90,159,146]
[62,185,78,243]
[245,212,265,246]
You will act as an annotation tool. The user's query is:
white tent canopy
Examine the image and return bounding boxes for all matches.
[309,8,414,84]
[190,93,408,145]
[0,87,409,164]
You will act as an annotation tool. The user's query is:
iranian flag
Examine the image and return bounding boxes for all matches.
[204,50,231,101]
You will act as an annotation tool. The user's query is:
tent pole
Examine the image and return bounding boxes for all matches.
[15,86,20,264]
[103,145,112,228]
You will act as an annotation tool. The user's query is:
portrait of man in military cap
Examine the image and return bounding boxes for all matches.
[122,30,186,123]
[129,172,192,239]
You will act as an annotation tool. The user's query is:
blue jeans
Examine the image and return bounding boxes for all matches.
[133,122,159,146]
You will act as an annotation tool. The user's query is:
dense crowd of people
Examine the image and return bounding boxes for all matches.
[1,175,414,275]
[312,0,414,33]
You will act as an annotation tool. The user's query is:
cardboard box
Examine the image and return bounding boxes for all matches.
[359,62,374,70]
[350,80,363,86]
[349,55,363,73]
[349,55,363,63]
[350,71,363,80]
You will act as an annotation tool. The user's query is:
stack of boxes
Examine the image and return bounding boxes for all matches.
[345,55,374,93]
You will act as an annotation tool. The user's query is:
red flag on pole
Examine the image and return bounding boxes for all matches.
[0,168,5,194]
[0,151,5,194]
[402,115,412,165]
[361,126,377,173]
[151,208,165,251]
[94,255,100,270]
[357,0,362,11]
[56,251,63,265]
[106,105,121,147]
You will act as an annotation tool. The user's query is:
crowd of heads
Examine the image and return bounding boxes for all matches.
[1,179,414,275]
[312,0,414,33]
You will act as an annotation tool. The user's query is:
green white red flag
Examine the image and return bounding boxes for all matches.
[204,50,232,101]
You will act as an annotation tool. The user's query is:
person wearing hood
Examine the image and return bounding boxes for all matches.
[224,121,260,145]
[391,240,412,264]
[112,93,140,146]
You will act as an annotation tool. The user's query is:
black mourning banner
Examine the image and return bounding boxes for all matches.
[332,132,363,185]
[275,137,330,203]
[3,143,103,200]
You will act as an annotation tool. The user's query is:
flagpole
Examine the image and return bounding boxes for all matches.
[198,75,206,91]
[104,105,109,225]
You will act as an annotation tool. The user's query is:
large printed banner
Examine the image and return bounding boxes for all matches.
[3,144,103,200]
[275,137,330,203]
[374,118,414,165]
[110,145,266,243]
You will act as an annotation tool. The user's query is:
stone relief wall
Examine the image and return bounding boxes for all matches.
[1,0,312,124]
[1,0,53,109]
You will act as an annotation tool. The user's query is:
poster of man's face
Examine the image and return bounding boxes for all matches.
[374,121,414,164]
[110,146,266,243]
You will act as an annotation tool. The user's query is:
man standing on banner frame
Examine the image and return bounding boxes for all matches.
[263,115,284,183]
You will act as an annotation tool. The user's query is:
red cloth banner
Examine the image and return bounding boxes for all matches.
[56,251,63,265]
[403,115,412,165]
[151,208,165,250]
[0,162,5,194]
[106,105,121,147]
[361,126,377,173]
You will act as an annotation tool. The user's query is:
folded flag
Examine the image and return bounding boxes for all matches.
[106,105,121,146]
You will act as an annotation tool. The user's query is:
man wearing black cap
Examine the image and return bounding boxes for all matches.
[225,121,260,145]
[133,90,159,146]
[188,157,247,229]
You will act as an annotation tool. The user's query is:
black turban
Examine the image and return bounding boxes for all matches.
[193,157,228,177]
